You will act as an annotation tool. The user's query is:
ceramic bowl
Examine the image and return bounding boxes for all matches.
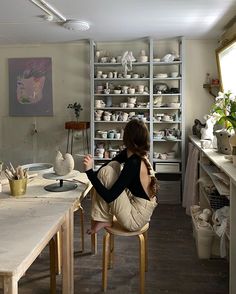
[127,103,135,108]
[132,74,139,78]
[167,102,180,108]
[171,72,178,78]
[114,89,121,94]
[138,56,148,62]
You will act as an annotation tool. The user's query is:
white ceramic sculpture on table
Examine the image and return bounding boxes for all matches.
[54,151,74,176]
[42,151,77,192]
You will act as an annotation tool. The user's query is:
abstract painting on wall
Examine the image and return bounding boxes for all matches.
[8,57,53,116]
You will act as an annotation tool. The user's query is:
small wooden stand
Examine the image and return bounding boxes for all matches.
[65,121,90,155]
[203,83,220,98]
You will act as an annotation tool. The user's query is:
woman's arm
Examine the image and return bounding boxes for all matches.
[85,156,139,203]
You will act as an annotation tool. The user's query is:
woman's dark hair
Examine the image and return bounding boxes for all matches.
[123,119,159,198]
[123,119,150,156]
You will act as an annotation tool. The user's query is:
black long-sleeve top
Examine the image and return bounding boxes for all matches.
[85,149,150,203]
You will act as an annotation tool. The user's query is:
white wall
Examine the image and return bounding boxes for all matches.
[0,39,218,167]
[185,39,218,137]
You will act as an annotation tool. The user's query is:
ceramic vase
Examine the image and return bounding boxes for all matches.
[215,129,232,155]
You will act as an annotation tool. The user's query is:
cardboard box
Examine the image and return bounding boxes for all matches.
[155,162,180,173]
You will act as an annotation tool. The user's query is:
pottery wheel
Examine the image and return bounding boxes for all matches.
[43,170,80,192]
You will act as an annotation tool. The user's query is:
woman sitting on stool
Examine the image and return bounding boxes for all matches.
[83,119,159,234]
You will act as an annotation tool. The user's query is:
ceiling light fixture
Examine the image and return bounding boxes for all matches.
[29,0,66,22]
[63,20,90,31]
[29,0,90,31]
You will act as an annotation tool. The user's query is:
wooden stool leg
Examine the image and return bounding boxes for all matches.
[108,234,114,269]
[55,231,62,275]
[138,234,145,294]
[143,230,148,272]
[91,231,97,255]
[79,205,85,252]
[102,232,110,292]
[49,237,57,294]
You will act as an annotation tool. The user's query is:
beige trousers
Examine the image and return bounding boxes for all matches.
[91,161,157,231]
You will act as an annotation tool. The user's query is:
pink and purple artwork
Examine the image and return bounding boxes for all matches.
[9,58,53,116]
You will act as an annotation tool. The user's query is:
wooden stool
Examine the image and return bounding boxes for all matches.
[102,220,149,294]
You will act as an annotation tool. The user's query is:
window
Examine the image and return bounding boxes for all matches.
[216,37,236,95]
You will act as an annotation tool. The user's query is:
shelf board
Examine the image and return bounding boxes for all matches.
[200,163,230,196]
[153,121,181,124]
[153,77,182,81]
[203,83,220,98]
[153,158,182,163]
[94,121,128,123]
[94,138,122,141]
[153,107,181,110]
[94,107,150,110]
[153,61,182,65]
[94,78,150,81]
[94,93,150,96]
[153,139,182,142]
[153,93,181,96]
[94,62,150,66]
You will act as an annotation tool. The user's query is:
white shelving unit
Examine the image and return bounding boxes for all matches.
[90,37,185,203]
[189,135,235,294]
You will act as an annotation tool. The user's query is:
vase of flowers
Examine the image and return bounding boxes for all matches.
[210,91,236,154]
[67,102,83,122]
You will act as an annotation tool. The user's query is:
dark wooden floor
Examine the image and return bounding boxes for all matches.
[16,199,228,294]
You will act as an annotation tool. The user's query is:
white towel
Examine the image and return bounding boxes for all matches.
[182,142,200,215]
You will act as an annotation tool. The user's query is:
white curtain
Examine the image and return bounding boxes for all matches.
[182,142,200,215]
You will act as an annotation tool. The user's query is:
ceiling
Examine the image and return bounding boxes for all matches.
[0,0,236,45]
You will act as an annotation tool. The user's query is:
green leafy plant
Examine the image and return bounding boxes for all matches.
[67,102,83,121]
[210,91,236,129]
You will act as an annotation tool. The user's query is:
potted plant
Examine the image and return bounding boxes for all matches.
[210,91,236,129]
[210,91,236,154]
[67,102,83,122]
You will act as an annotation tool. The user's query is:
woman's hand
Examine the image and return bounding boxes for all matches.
[83,154,93,171]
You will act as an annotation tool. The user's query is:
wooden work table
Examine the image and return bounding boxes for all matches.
[0,172,92,294]
[0,198,73,294]
[189,135,236,294]
[0,171,91,202]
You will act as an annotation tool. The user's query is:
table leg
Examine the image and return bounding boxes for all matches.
[3,276,18,294]
[82,130,85,154]
[66,130,70,153]
[86,128,89,153]
[62,208,74,294]
[70,130,74,155]
[49,238,57,294]
[55,231,62,275]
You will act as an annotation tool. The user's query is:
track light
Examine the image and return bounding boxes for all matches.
[29,0,66,22]
[29,0,90,31]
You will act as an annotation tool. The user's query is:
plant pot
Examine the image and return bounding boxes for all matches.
[215,129,232,155]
